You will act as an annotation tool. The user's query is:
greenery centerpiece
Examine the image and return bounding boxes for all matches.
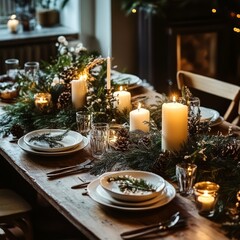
[0,36,122,137]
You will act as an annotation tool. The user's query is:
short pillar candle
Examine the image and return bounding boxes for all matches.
[113,86,132,112]
[129,103,150,132]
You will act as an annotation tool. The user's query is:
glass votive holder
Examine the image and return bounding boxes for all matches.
[34,93,51,111]
[193,181,220,217]
[176,162,197,196]
[108,123,123,149]
[5,59,19,80]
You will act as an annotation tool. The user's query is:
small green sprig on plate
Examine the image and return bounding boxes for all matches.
[108,175,156,194]
[29,129,69,148]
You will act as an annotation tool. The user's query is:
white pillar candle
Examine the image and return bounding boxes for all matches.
[130,103,150,132]
[71,74,87,109]
[107,56,111,90]
[113,86,132,112]
[7,15,19,33]
[162,98,188,151]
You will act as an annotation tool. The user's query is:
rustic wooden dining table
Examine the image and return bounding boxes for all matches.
[0,85,239,240]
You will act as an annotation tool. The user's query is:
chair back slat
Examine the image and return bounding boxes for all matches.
[177,70,240,124]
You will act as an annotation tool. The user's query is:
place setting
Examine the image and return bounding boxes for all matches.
[18,128,89,156]
[87,170,176,211]
[111,70,143,90]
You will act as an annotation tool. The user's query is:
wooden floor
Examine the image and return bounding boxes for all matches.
[0,156,89,240]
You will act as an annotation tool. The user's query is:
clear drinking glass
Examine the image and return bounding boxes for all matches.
[187,97,200,118]
[193,181,220,217]
[90,123,109,159]
[76,111,91,137]
[24,61,39,81]
[5,59,19,80]
[176,162,197,196]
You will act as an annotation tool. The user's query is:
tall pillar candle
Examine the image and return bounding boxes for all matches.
[130,104,150,132]
[71,75,87,109]
[113,86,132,112]
[162,100,188,151]
[107,56,111,90]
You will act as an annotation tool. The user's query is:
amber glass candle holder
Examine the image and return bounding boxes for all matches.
[193,181,220,217]
[34,93,51,111]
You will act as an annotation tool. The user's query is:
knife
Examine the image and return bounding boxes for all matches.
[47,159,92,178]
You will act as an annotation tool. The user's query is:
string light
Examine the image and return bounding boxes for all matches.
[233,27,240,33]
[131,8,137,13]
[211,8,217,14]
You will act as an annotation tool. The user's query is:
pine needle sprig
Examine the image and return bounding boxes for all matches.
[107,175,157,193]
[28,129,69,148]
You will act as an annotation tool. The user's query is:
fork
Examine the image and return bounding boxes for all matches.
[47,159,93,179]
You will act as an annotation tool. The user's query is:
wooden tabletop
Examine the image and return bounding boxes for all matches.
[0,87,239,240]
[0,135,231,240]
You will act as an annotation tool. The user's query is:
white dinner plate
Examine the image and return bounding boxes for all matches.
[24,129,83,152]
[99,170,166,202]
[112,73,141,86]
[200,107,220,122]
[18,136,88,156]
[87,178,176,211]
[96,184,166,207]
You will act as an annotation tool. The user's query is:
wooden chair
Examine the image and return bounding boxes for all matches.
[0,189,33,240]
[177,70,240,124]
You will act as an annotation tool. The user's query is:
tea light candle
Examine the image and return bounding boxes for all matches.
[193,181,220,217]
[71,74,87,109]
[162,96,188,151]
[7,15,19,33]
[34,93,51,110]
[197,191,215,212]
[113,86,132,112]
[130,103,150,132]
[107,56,111,90]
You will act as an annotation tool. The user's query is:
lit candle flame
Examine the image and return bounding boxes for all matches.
[138,102,141,110]
[203,190,209,196]
[10,14,17,20]
[120,86,123,91]
[79,72,87,81]
[173,96,176,102]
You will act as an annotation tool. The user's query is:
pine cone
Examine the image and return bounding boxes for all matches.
[57,91,72,109]
[114,136,129,151]
[10,124,24,138]
[138,136,151,146]
[59,66,79,84]
[117,128,130,139]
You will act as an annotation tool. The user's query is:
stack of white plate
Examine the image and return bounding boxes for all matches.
[87,170,176,211]
[18,129,89,156]
[111,71,143,90]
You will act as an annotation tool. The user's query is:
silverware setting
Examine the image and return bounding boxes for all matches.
[120,212,186,239]
[47,159,93,179]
